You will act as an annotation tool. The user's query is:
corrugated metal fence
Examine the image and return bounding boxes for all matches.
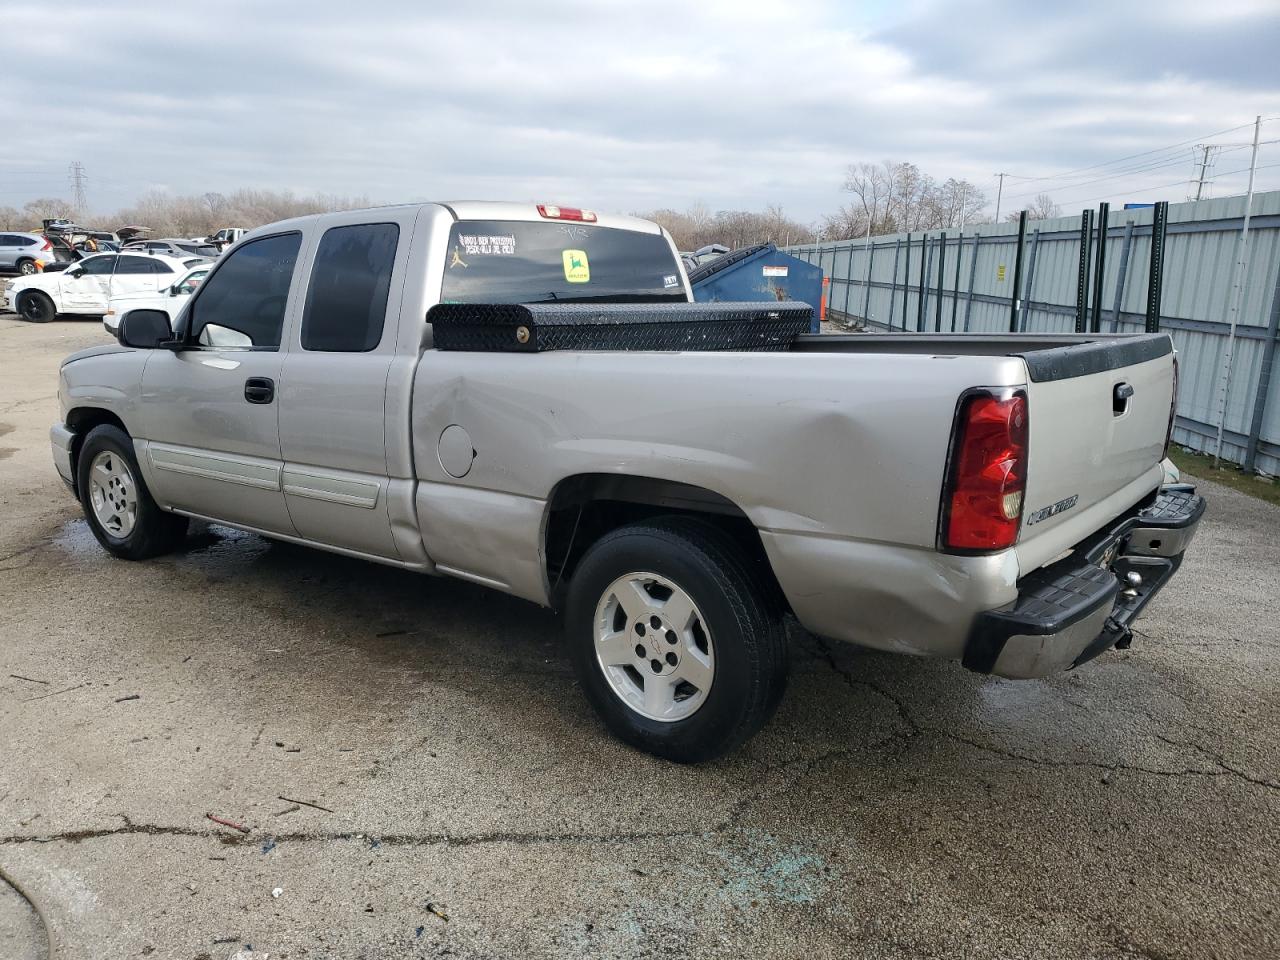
[786,191,1280,475]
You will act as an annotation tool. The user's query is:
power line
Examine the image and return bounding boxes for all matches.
[1001,119,1263,184]
[1002,154,1193,202]
[1048,161,1280,207]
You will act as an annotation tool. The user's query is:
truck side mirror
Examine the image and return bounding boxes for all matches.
[118,309,177,349]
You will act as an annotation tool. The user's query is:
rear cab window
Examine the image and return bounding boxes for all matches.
[439,220,684,305]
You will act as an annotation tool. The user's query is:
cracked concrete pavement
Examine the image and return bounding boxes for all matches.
[0,314,1277,959]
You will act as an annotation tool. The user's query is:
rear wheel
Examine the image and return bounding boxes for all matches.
[16,258,38,276]
[18,291,56,323]
[77,424,188,560]
[566,517,788,762]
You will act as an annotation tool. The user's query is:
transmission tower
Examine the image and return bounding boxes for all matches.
[68,161,87,216]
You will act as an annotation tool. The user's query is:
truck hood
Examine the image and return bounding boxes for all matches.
[61,343,130,367]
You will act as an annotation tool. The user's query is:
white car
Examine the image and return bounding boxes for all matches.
[4,252,203,323]
[103,264,211,337]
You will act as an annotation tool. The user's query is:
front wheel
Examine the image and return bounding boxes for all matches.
[18,291,56,323]
[566,517,788,763]
[76,424,188,560]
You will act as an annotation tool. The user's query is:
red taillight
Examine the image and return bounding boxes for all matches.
[1164,356,1178,459]
[536,204,597,222]
[943,392,1029,551]
[41,239,52,251]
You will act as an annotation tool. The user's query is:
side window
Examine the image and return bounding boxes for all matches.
[116,255,155,274]
[176,270,208,295]
[150,259,175,274]
[79,256,117,275]
[187,232,301,350]
[301,222,399,352]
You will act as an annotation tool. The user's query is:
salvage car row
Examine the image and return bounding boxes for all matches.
[4,253,209,326]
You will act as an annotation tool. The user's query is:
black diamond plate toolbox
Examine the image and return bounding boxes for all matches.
[427,301,813,353]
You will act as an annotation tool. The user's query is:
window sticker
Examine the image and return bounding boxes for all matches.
[448,246,469,270]
[457,233,516,256]
[562,249,590,283]
[663,274,679,288]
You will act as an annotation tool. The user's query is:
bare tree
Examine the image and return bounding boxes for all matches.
[1006,193,1061,222]
[22,197,77,224]
[637,204,816,250]
[0,206,22,230]
[828,161,988,239]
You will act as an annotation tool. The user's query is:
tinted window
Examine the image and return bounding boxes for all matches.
[0,235,21,245]
[301,222,398,352]
[439,220,684,305]
[116,255,157,275]
[187,233,301,349]
[78,256,117,275]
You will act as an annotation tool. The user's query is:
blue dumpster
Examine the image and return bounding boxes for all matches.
[686,243,823,333]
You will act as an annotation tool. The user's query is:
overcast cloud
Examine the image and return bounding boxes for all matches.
[4,0,1278,222]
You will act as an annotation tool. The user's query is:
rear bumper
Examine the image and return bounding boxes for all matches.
[963,484,1206,679]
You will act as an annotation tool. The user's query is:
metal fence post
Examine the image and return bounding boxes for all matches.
[1009,211,1027,333]
[862,241,875,322]
[963,233,980,332]
[843,243,855,320]
[889,237,902,331]
[1022,228,1041,332]
[950,230,964,331]
[901,233,912,331]
[918,233,931,331]
[1244,264,1280,473]
[1090,202,1110,332]
[1146,200,1168,332]
[1075,209,1094,333]
[934,232,946,332]
[1108,220,1135,332]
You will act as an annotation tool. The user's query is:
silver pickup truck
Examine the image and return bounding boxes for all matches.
[50,201,1204,762]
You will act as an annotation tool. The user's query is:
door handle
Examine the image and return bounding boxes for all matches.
[244,377,275,404]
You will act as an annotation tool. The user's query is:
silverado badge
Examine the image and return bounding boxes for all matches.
[1026,494,1079,525]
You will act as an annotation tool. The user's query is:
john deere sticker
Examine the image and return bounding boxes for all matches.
[562,250,590,283]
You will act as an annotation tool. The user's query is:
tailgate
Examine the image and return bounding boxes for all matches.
[1017,335,1173,548]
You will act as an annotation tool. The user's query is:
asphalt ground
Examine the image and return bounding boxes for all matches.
[0,313,1277,960]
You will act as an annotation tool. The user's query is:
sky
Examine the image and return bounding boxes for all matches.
[3,0,1279,223]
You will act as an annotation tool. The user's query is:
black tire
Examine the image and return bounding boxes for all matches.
[16,258,38,276]
[76,424,188,560]
[18,291,56,323]
[566,516,788,763]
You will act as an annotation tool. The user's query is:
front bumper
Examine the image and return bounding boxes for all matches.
[963,484,1206,679]
[50,423,77,493]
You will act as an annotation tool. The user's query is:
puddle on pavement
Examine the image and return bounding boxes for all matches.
[53,518,273,571]
[51,518,101,559]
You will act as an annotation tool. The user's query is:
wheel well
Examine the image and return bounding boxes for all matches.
[65,407,129,479]
[544,474,785,611]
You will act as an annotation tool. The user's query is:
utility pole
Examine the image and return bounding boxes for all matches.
[1212,115,1263,467]
[1192,145,1214,201]
[68,161,87,217]
[994,173,1006,223]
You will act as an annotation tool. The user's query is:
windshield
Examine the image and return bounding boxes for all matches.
[439,220,685,305]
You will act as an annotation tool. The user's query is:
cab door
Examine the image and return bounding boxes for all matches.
[110,254,171,304]
[277,213,412,559]
[58,254,116,310]
[136,231,307,536]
